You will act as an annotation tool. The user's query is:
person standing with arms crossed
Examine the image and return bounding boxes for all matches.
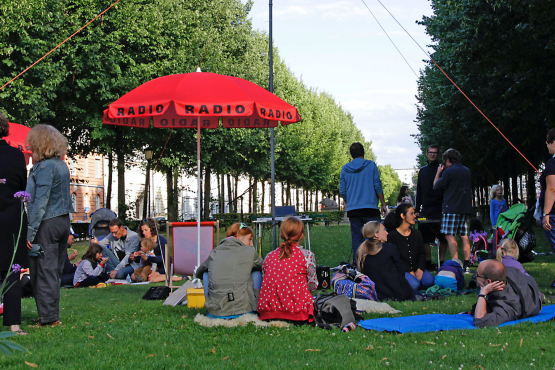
[433,148,473,273]
[340,142,387,264]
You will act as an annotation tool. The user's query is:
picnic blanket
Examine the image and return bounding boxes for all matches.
[194,313,290,328]
[359,304,555,333]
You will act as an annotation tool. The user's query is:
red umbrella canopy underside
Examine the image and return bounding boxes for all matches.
[103,72,301,129]
[6,122,31,153]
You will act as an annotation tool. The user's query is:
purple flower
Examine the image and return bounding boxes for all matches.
[0,178,5,184]
[11,264,21,273]
[14,191,31,203]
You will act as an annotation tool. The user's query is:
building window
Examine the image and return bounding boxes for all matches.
[83,156,88,177]
[70,159,77,176]
[96,194,100,210]
[71,193,77,212]
[95,158,101,178]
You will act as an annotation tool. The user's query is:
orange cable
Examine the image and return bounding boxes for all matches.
[0,0,123,91]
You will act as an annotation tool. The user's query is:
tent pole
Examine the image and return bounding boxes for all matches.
[197,124,201,269]
[269,0,277,250]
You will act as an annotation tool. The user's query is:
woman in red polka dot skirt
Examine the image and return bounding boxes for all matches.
[257,217,316,323]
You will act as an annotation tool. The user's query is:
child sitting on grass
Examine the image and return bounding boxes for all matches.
[73,244,109,288]
[434,258,465,292]
[130,238,157,282]
[496,238,528,276]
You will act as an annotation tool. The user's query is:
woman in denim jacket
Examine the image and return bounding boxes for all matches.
[25,125,72,327]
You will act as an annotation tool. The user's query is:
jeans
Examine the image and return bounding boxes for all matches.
[349,215,381,264]
[101,247,121,273]
[543,215,555,254]
[405,270,435,292]
[202,271,262,298]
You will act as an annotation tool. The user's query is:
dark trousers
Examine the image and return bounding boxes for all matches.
[1,271,21,326]
[29,215,70,324]
[349,215,381,265]
[76,274,109,288]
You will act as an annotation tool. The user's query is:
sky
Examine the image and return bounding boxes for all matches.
[244,0,435,169]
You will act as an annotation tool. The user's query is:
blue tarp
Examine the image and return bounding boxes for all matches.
[359,305,555,333]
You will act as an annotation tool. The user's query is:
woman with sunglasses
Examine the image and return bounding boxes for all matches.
[195,223,263,318]
[540,129,555,253]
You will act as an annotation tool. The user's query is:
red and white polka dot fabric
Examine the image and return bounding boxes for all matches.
[257,245,314,322]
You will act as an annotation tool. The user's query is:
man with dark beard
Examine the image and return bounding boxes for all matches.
[415,145,447,268]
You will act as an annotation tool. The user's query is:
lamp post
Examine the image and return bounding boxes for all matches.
[143,147,153,220]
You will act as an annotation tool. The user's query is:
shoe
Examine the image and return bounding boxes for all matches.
[95,283,107,288]
[39,320,62,327]
[13,329,28,336]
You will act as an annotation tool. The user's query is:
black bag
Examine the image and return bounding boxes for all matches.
[313,292,362,330]
[142,286,171,300]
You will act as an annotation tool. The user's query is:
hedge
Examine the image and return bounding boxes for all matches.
[212,210,345,229]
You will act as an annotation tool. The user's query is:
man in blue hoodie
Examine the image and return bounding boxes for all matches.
[340,142,387,263]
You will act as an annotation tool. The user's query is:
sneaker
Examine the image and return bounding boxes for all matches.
[464,267,472,274]
[95,283,107,288]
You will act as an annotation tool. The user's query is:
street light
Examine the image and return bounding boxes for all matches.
[143,147,153,220]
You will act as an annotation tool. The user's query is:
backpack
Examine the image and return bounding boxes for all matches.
[313,292,362,330]
[331,266,378,301]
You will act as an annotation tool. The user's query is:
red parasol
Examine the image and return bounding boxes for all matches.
[103,71,302,271]
[5,122,32,164]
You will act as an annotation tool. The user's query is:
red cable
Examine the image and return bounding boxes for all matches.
[0,0,123,92]
[430,58,539,173]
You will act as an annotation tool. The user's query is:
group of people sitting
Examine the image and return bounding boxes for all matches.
[62,218,177,288]
[196,212,543,328]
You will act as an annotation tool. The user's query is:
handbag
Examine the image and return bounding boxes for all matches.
[331,266,377,301]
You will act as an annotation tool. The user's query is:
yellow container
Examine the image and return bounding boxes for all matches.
[187,288,206,308]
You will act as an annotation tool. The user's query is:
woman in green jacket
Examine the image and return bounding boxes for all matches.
[195,223,263,318]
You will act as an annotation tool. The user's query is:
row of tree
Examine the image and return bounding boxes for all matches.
[0,0,402,220]
[415,0,555,208]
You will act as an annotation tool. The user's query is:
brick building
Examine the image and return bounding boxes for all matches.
[65,154,105,221]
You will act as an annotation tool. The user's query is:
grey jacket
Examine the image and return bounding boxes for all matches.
[98,227,140,271]
[473,267,542,328]
[195,237,263,317]
[26,157,72,242]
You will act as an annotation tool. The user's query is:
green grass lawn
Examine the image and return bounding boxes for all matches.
[2,224,555,369]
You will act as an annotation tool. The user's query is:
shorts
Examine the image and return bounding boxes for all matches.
[441,213,470,236]
[418,212,447,244]
[434,275,458,292]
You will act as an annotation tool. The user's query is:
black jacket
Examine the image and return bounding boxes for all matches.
[0,140,28,271]
[415,161,443,215]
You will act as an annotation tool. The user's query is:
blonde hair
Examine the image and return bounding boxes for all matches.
[357,221,382,271]
[141,237,156,252]
[489,185,502,202]
[496,238,519,261]
[25,124,67,161]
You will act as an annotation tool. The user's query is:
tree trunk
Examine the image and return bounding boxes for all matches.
[281,183,285,206]
[166,167,174,221]
[106,150,112,210]
[203,166,211,220]
[526,167,536,207]
[253,179,258,213]
[227,174,232,213]
[220,173,225,213]
[519,174,524,204]
[502,171,510,207]
[247,176,252,213]
[286,182,291,205]
[234,174,238,213]
[511,169,519,205]
[296,187,300,211]
[261,181,265,214]
[116,129,126,220]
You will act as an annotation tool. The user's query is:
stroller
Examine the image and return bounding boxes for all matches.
[89,208,117,241]
[489,203,537,263]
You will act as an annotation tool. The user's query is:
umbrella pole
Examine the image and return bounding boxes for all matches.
[269,0,277,250]
[197,125,201,269]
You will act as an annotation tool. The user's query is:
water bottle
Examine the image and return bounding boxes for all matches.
[126,274,131,283]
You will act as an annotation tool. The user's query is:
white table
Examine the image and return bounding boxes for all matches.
[252,216,312,256]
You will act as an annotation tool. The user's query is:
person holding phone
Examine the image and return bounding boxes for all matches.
[25,124,72,327]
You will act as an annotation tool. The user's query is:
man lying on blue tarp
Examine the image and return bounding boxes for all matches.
[472,259,542,328]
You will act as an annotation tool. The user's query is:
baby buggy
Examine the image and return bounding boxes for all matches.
[89,208,117,241]
[489,203,537,263]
